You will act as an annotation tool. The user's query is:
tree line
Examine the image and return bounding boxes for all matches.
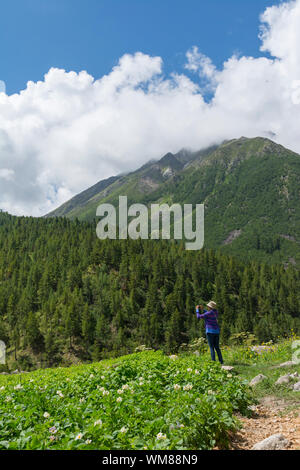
[0,211,299,369]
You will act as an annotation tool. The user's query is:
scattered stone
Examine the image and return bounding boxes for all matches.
[134,345,153,352]
[0,372,9,375]
[252,434,290,450]
[276,361,297,368]
[247,405,257,412]
[275,375,292,385]
[289,372,300,379]
[251,346,273,354]
[250,374,268,386]
[221,365,234,371]
[11,370,19,374]
[293,381,300,391]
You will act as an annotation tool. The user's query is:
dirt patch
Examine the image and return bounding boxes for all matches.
[229,396,300,450]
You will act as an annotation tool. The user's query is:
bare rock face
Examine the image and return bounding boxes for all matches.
[252,434,290,450]
[223,229,242,246]
[249,374,268,386]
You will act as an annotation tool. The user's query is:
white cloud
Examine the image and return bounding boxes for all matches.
[0,168,14,181]
[185,46,219,90]
[0,0,300,216]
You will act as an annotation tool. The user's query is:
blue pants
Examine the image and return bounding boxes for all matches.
[206,333,223,364]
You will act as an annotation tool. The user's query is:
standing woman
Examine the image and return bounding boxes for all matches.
[196,301,224,364]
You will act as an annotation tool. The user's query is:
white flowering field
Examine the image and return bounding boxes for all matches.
[0,351,253,450]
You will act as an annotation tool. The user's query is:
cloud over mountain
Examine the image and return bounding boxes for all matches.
[0,0,300,216]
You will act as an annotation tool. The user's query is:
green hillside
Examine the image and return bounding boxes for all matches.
[0,339,299,450]
[46,175,121,218]
[46,137,300,265]
[46,150,194,221]
[0,212,300,370]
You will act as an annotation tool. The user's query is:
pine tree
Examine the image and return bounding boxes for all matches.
[26,312,44,353]
[165,309,182,353]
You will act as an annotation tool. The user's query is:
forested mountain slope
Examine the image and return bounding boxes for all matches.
[0,212,299,370]
[46,137,300,265]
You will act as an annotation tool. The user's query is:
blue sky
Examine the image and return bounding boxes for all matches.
[1,0,300,216]
[0,0,282,95]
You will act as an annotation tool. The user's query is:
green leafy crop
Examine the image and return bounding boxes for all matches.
[0,351,252,450]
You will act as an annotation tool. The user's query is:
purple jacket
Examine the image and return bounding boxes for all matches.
[196,308,220,334]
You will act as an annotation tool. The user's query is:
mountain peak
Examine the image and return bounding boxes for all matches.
[47,135,300,259]
[221,136,290,151]
[158,152,183,171]
[174,148,193,164]
[200,136,297,169]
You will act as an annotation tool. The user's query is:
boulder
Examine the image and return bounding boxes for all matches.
[289,372,300,379]
[275,375,291,385]
[251,345,273,354]
[252,434,289,450]
[277,361,297,368]
[247,405,258,412]
[249,374,268,386]
[293,381,300,391]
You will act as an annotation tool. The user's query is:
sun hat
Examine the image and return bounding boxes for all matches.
[207,300,217,309]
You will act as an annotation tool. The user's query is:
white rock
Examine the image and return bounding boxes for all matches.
[249,374,268,386]
[252,434,289,450]
[289,372,300,379]
[221,365,234,371]
[251,346,273,355]
[247,405,257,412]
[275,375,291,385]
[293,381,300,391]
[277,361,297,368]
